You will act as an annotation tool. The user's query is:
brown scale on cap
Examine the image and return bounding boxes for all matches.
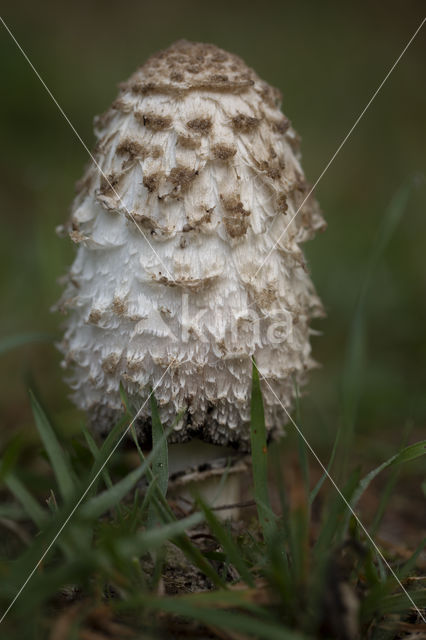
[88,309,102,325]
[143,172,163,193]
[135,112,172,131]
[272,117,290,134]
[99,172,121,196]
[112,297,127,316]
[170,71,184,82]
[258,160,282,180]
[177,135,200,149]
[116,138,146,159]
[111,97,133,113]
[277,193,288,215]
[212,143,237,160]
[186,117,212,134]
[101,353,120,375]
[169,166,198,193]
[260,84,283,109]
[150,146,163,158]
[289,177,325,231]
[209,73,229,83]
[221,194,251,239]
[231,114,260,133]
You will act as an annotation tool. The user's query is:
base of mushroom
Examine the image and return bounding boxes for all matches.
[167,440,250,519]
[90,404,252,518]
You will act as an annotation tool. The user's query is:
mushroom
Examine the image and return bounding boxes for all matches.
[57,40,325,512]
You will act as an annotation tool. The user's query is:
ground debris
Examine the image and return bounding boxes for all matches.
[48,601,138,640]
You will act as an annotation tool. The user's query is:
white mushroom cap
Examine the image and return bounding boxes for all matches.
[57,40,325,451]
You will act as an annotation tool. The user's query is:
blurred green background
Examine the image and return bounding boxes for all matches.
[1,0,425,466]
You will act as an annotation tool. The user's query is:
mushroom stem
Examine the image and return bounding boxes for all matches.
[167,440,249,519]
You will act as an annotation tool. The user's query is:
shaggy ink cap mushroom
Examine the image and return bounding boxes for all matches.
[57,40,326,452]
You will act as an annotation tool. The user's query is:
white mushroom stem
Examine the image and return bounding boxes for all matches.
[167,441,248,519]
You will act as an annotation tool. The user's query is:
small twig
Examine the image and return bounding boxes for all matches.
[210,499,256,512]
[189,532,217,542]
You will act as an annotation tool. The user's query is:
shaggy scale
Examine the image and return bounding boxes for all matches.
[58,40,325,450]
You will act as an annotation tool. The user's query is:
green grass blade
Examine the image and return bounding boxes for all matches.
[288,505,309,587]
[397,536,426,580]
[4,473,47,529]
[210,458,233,506]
[81,412,175,521]
[314,469,360,558]
[115,512,203,557]
[1,493,84,579]
[362,587,426,618]
[309,428,340,506]
[369,422,413,537]
[2,553,98,615]
[294,377,310,497]
[0,504,26,520]
[250,360,275,545]
[343,440,426,535]
[86,414,129,486]
[268,447,291,585]
[363,180,416,287]
[196,496,254,587]
[139,476,161,520]
[392,440,426,464]
[150,392,168,498]
[147,392,169,529]
[150,546,166,591]
[128,424,225,587]
[174,533,226,589]
[81,426,113,490]
[125,595,309,640]
[266,529,292,608]
[29,390,76,502]
[340,180,415,469]
[80,462,149,520]
[0,436,24,485]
